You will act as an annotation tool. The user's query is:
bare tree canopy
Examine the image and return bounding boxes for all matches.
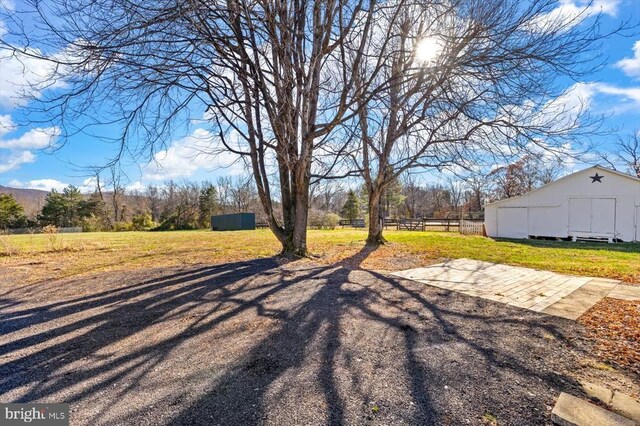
[0,0,628,252]
[599,130,640,178]
[328,0,624,243]
[2,0,387,256]
[487,154,563,201]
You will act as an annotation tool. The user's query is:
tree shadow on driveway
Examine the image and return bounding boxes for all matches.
[0,249,592,425]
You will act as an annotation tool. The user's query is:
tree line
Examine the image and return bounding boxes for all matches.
[1,153,566,230]
[0,177,261,231]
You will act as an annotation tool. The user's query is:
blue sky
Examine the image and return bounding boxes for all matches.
[0,0,639,192]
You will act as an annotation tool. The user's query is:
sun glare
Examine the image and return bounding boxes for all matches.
[415,37,443,65]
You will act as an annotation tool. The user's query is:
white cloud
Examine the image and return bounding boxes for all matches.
[143,128,245,180]
[616,40,640,79]
[594,83,640,103]
[0,151,36,172]
[0,47,68,108]
[547,81,597,116]
[8,178,68,192]
[8,177,103,193]
[0,116,60,173]
[547,81,640,116]
[0,0,15,11]
[126,181,145,192]
[0,114,15,137]
[529,0,619,32]
[77,177,98,193]
[0,126,59,149]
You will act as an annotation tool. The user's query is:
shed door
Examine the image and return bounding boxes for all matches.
[569,199,591,232]
[590,199,616,235]
[528,206,563,237]
[497,207,528,238]
[569,198,616,235]
[636,207,640,241]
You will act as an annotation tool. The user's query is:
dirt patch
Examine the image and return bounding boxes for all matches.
[1,256,638,425]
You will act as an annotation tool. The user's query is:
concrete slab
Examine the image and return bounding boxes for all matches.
[608,285,640,301]
[580,380,614,405]
[551,393,634,426]
[393,259,617,318]
[611,392,640,423]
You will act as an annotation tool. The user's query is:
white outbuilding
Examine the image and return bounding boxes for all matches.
[484,165,640,242]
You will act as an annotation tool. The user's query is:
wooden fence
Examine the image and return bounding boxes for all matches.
[382,218,485,235]
[338,219,366,228]
[459,219,485,235]
[252,217,485,236]
[394,218,460,232]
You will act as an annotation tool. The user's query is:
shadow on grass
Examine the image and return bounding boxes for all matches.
[0,248,590,425]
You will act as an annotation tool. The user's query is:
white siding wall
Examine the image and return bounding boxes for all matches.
[484,167,640,241]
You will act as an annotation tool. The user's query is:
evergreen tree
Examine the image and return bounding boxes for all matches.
[39,185,93,227]
[198,183,220,228]
[39,190,67,226]
[0,194,27,229]
[340,190,360,222]
[62,185,86,226]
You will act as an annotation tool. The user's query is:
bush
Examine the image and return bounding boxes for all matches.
[112,221,133,232]
[308,210,340,230]
[151,213,198,231]
[42,224,58,234]
[322,213,340,229]
[42,225,64,251]
[132,213,157,231]
[82,215,111,232]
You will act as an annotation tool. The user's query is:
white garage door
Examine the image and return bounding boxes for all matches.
[497,207,528,238]
[636,207,640,241]
[569,198,616,236]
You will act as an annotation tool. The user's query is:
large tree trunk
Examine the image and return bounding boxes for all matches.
[275,191,309,258]
[366,188,386,245]
[256,149,311,258]
[291,187,310,257]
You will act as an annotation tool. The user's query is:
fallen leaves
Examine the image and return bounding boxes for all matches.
[578,298,640,377]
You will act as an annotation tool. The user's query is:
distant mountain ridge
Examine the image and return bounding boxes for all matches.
[0,185,50,217]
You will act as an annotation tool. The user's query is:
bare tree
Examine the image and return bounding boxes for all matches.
[600,130,640,178]
[106,166,126,223]
[1,0,402,257]
[400,173,420,218]
[310,181,344,213]
[86,166,112,228]
[461,172,488,214]
[446,176,464,213]
[338,0,617,244]
[145,185,162,222]
[487,153,564,201]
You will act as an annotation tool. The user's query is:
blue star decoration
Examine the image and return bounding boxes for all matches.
[590,173,604,183]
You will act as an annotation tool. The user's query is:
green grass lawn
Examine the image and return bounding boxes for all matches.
[1,229,639,284]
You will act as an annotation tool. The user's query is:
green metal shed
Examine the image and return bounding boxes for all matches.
[211,213,256,231]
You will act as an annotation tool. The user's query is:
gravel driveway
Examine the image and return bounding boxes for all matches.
[0,252,616,425]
